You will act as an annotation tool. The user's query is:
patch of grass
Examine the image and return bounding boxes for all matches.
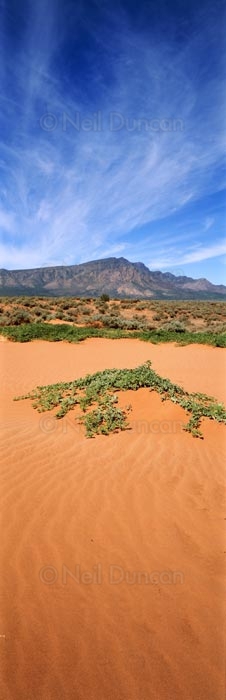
[0,322,226,346]
[139,328,226,347]
[15,360,226,439]
[0,323,131,342]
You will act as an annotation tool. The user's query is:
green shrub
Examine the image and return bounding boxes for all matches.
[15,360,226,439]
[59,302,70,310]
[136,302,148,310]
[81,308,91,316]
[9,311,32,325]
[1,321,226,348]
[0,315,11,326]
[162,321,186,333]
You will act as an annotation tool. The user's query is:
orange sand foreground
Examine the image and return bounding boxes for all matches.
[0,339,226,700]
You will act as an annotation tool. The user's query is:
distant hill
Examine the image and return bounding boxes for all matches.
[0,257,225,299]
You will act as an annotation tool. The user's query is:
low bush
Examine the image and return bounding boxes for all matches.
[0,322,226,347]
[100,294,110,303]
[9,311,32,325]
[161,321,186,333]
[15,360,226,439]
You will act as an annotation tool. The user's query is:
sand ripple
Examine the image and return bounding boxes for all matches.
[0,339,225,699]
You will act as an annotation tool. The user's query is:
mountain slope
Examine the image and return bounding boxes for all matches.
[0,257,225,299]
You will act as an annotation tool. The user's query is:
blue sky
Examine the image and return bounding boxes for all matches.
[0,0,225,284]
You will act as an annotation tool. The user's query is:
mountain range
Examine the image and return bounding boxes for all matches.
[0,257,225,300]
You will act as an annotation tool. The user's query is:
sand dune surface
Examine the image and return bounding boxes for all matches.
[0,339,225,700]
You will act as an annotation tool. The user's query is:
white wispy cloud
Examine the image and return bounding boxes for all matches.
[149,241,226,269]
[203,217,214,231]
[0,208,15,232]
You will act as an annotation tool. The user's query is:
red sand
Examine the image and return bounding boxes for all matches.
[0,338,226,700]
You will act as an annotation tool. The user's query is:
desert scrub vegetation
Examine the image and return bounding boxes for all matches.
[99,293,110,302]
[15,360,226,439]
[1,310,32,325]
[101,315,148,330]
[0,297,226,339]
[1,296,226,329]
[0,322,226,346]
[161,321,187,333]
